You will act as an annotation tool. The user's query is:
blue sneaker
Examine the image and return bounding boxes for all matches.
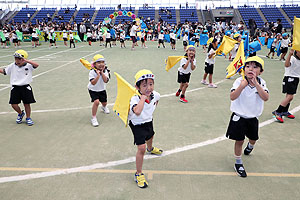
[26,118,34,126]
[16,110,25,124]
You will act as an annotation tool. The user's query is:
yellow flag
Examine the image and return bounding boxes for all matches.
[165,56,186,72]
[292,16,300,51]
[226,40,245,79]
[113,72,139,126]
[215,35,238,56]
[207,37,214,45]
[80,58,93,70]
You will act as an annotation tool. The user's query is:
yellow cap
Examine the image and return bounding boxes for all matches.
[14,50,28,59]
[245,56,264,70]
[93,54,105,63]
[186,45,196,51]
[234,33,241,38]
[135,69,155,84]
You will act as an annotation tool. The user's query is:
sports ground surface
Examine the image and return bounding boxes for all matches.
[0,41,300,200]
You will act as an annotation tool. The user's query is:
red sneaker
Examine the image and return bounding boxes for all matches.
[175,91,180,97]
[179,97,188,103]
[285,112,295,119]
[272,111,284,123]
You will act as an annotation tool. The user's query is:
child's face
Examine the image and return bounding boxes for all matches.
[94,61,105,70]
[237,36,242,42]
[244,62,262,78]
[187,49,195,58]
[14,57,25,67]
[136,79,154,96]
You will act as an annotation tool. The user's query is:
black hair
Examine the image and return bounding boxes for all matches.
[244,61,263,72]
[136,78,154,88]
[207,39,217,53]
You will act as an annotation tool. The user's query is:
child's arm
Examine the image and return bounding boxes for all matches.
[250,77,269,101]
[133,95,147,116]
[230,79,248,100]
[100,69,109,83]
[285,49,294,67]
[182,59,190,70]
[24,59,39,68]
[190,58,196,71]
[90,70,100,85]
[0,68,4,74]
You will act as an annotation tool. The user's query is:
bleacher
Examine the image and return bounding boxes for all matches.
[116,7,135,24]
[74,8,95,23]
[260,7,291,28]
[53,8,75,24]
[179,8,198,23]
[138,7,155,21]
[159,7,176,24]
[93,7,115,25]
[238,7,264,28]
[31,8,56,24]
[281,5,300,22]
[11,8,37,23]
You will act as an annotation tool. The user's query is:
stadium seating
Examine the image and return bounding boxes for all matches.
[31,8,56,24]
[158,7,176,24]
[11,8,37,23]
[74,8,95,23]
[53,8,75,24]
[138,7,155,21]
[93,7,115,25]
[260,7,291,28]
[281,6,300,22]
[238,7,264,28]
[179,8,198,23]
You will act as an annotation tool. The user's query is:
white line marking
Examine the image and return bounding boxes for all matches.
[0,104,299,183]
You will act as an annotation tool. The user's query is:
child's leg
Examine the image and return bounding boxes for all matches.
[11,104,22,114]
[280,94,294,108]
[92,99,100,117]
[24,103,31,118]
[146,136,153,151]
[202,73,208,81]
[234,140,244,163]
[208,73,213,84]
[181,82,189,96]
[136,144,146,173]
[101,102,107,107]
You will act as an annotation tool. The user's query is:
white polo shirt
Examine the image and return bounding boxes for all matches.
[205,48,216,64]
[170,32,176,40]
[178,57,196,74]
[87,69,109,92]
[281,38,290,48]
[158,33,164,40]
[285,55,300,78]
[4,63,35,86]
[130,25,138,37]
[128,91,160,125]
[230,77,269,118]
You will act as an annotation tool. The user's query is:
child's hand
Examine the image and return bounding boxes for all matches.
[96,69,101,76]
[240,79,248,88]
[289,49,295,55]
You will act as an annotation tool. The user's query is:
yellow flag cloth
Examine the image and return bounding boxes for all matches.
[165,56,186,71]
[292,17,300,51]
[113,72,140,126]
[80,58,93,70]
[226,40,245,79]
[215,35,238,56]
[207,37,214,45]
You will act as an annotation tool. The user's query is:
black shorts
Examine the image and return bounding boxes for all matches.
[5,37,9,42]
[100,36,104,41]
[70,39,74,43]
[129,121,155,145]
[32,37,38,42]
[158,39,164,44]
[50,39,55,43]
[141,38,145,43]
[171,38,176,44]
[280,47,288,54]
[9,85,36,104]
[131,36,137,43]
[177,71,191,83]
[88,90,107,102]
[270,46,275,53]
[106,38,111,43]
[13,39,18,43]
[195,38,199,43]
[120,38,124,43]
[226,113,259,141]
[204,62,214,74]
[87,37,92,42]
[282,76,299,94]
[183,41,188,46]
[63,38,68,41]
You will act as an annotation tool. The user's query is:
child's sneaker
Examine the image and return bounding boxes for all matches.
[179,97,188,103]
[134,173,148,188]
[282,111,295,119]
[91,118,99,127]
[244,143,253,155]
[101,106,110,114]
[201,80,208,85]
[266,55,270,58]
[147,147,163,155]
[16,110,25,124]
[175,91,180,97]
[26,118,34,126]
[208,83,217,88]
[272,111,284,123]
[234,163,247,178]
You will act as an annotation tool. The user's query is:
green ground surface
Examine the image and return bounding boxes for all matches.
[0,41,299,200]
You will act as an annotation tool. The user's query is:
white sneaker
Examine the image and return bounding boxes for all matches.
[91,118,99,127]
[201,80,208,85]
[208,83,217,88]
[101,106,110,114]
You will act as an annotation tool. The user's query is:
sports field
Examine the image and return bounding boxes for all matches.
[0,41,300,200]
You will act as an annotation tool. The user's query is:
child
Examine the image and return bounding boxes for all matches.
[128,69,163,188]
[31,29,39,48]
[11,30,19,48]
[266,33,280,59]
[183,31,189,51]
[4,29,10,48]
[201,38,218,88]
[158,30,165,48]
[99,29,104,46]
[87,29,92,46]
[63,30,68,46]
[175,45,197,103]
[195,29,200,47]
[140,30,147,48]
[229,33,241,61]
[272,49,300,123]
[170,29,176,50]
[226,56,269,177]
[280,33,290,61]
[105,29,111,48]
[202,30,208,53]
[0,50,39,125]
[88,54,110,127]
[120,30,126,48]
[69,30,75,48]
[49,29,57,48]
